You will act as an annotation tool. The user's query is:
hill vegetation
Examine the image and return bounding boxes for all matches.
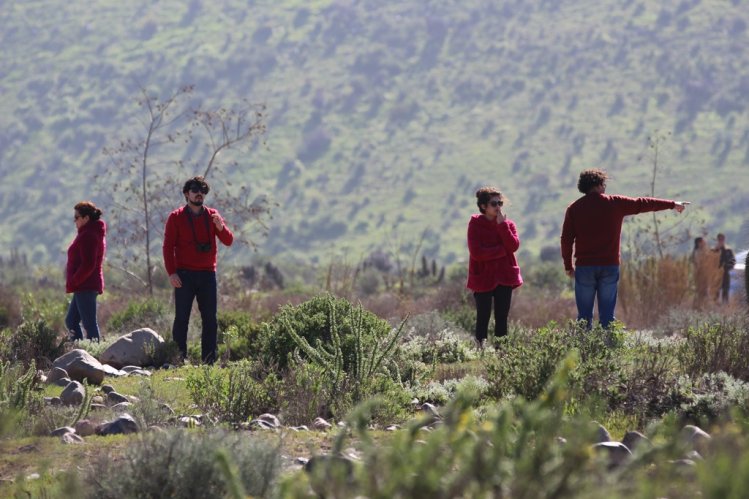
[2,0,748,267]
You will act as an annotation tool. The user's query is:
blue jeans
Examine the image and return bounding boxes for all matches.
[173,269,218,364]
[65,291,100,341]
[574,265,620,329]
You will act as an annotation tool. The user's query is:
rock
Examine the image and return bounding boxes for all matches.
[257,413,281,428]
[621,431,650,452]
[90,403,108,411]
[160,403,175,416]
[96,414,139,436]
[74,420,96,437]
[53,377,72,387]
[420,403,440,418]
[289,426,309,432]
[52,349,125,385]
[312,417,333,430]
[295,457,310,465]
[178,416,201,427]
[100,385,115,394]
[107,391,130,405]
[685,450,703,461]
[386,425,400,431]
[99,328,165,369]
[556,436,568,445]
[304,455,355,495]
[50,426,76,437]
[124,369,152,377]
[593,441,632,468]
[249,419,276,431]
[60,381,85,406]
[111,402,133,412]
[44,397,62,406]
[681,425,711,453]
[46,367,69,384]
[594,422,612,443]
[91,395,105,405]
[61,433,85,444]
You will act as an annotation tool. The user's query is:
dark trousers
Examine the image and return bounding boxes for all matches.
[473,285,513,342]
[65,291,100,341]
[720,272,731,303]
[173,269,218,364]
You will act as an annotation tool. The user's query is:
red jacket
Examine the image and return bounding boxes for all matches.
[561,192,675,270]
[163,205,234,275]
[66,219,106,294]
[466,214,523,292]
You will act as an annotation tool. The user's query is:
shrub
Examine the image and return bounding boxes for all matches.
[259,294,394,372]
[679,372,749,424]
[217,310,263,361]
[279,360,333,425]
[677,317,749,381]
[87,429,281,499]
[106,298,168,334]
[0,360,41,436]
[185,359,282,423]
[4,317,66,367]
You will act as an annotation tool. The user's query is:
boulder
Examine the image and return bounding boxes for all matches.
[96,414,139,436]
[74,419,96,437]
[621,431,650,452]
[46,367,69,384]
[99,328,165,369]
[593,441,632,468]
[257,413,281,428]
[312,417,333,430]
[60,381,85,406]
[682,425,711,453]
[61,433,85,444]
[107,391,130,405]
[50,426,76,437]
[52,349,125,385]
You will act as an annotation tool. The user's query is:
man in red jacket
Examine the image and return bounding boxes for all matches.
[560,169,688,329]
[163,176,234,363]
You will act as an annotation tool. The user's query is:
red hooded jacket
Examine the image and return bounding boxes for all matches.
[66,219,106,294]
[466,214,523,292]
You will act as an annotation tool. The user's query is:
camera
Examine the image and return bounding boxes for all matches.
[195,242,212,253]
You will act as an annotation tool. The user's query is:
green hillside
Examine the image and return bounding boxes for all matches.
[2,0,748,268]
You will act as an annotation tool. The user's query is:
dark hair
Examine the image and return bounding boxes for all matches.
[182,176,210,195]
[577,169,608,194]
[717,233,726,240]
[475,186,504,214]
[74,201,102,221]
[693,237,704,250]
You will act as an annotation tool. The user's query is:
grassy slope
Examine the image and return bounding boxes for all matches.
[1,0,748,267]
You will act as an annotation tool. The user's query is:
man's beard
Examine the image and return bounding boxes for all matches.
[190,199,204,207]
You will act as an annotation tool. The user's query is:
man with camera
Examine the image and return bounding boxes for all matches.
[163,176,233,364]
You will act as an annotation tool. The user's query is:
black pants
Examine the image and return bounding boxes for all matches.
[473,285,513,342]
[720,272,731,303]
[173,269,218,364]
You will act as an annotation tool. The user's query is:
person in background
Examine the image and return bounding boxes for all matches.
[65,201,107,342]
[163,176,233,364]
[560,169,689,329]
[692,237,720,309]
[715,233,736,304]
[466,186,523,347]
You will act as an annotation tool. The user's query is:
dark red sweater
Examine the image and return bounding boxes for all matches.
[66,219,106,294]
[163,205,233,275]
[466,214,523,292]
[561,192,675,270]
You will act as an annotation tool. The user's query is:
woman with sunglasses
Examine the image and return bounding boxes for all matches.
[65,201,107,341]
[466,186,523,347]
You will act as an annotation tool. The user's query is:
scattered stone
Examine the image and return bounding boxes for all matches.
[312,417,333,430]
[124,368,152,377]
[386,425,400,432]
[160,403,175,415]
[53,377,72,387]
[670,458,697,468]
[91,395,105,405]
[420,403,440,418]
[621,431,650,452]
[556,436,568,445]
[100,385,115,394]
[681,425,711,453]
[89,403,108,411]
[295,457,310,465]
[593,441,632,468]
[52,349,125,385]
[257,413,281,428]
[178,416,201,427]
[74,420,96,437]
[61,433,85,444]
[410,398,420,406]
[249,419,276,431]
[26,473,40,481]
[111,402,133,412]
[46,367,69,384]
[44,397,62,406]
[107,391,130,405]
[60,381,85,406]
[50,427,76,437]
[99,328,165,369]
[289,426,310,432]
[685,450,703,461]
[36,370,47,384]
[594,422,612,443]
[96,414,139,436]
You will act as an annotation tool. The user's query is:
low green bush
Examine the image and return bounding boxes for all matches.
[3,317,65,367]
[185,359,282,423]
[106,298,168,334]
[677,317,749,381]
[87,429,281,499]
[217,310,263,361]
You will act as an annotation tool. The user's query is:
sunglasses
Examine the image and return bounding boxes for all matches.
[489,200,503,207]
[189,186,209,194]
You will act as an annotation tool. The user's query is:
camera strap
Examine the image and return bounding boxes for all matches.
[185,206,211,246]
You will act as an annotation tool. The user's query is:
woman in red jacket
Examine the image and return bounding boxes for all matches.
[466,187,523,346]
[65,201,107,341]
